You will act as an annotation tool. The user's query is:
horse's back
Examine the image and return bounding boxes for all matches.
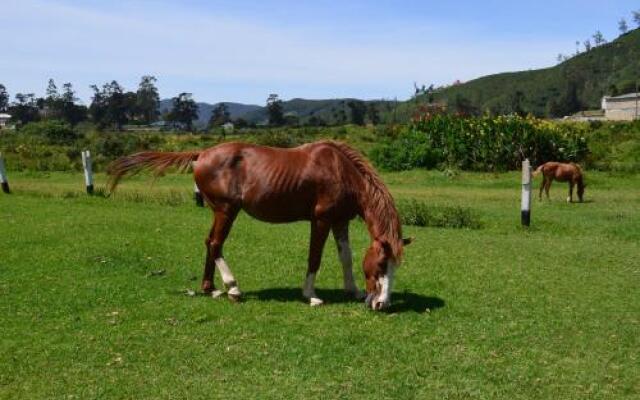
[194,142,359,222]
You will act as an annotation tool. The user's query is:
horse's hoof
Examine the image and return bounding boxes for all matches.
[211,289,225,299]
[309,298,324,307]
[201,280,214,293]
[227,287,242,302]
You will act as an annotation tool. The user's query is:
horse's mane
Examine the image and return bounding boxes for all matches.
[321,141,403,262]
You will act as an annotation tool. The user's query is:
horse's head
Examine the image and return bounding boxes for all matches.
[363,237,413,310]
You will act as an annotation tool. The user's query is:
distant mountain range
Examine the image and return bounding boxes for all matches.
[159,97,397,127]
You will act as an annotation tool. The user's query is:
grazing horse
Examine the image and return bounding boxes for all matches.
[533,161,586,203]
[108,141,412,310]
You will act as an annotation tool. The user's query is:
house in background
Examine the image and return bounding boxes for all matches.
[601,92,640,121]
[0,113,11,128]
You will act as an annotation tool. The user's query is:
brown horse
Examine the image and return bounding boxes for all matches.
[533,162,586,202]
[108,141,412,310]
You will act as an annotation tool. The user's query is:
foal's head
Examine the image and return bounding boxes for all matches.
[363,238,413,310]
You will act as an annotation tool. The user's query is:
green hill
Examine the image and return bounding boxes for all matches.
[407,28,640,118]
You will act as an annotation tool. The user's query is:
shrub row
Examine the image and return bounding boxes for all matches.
[371,114,590,171]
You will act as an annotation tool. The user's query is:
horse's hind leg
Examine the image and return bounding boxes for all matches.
[303,219,331,306]
[568,182,574,203]
[539,177,546,201]
[544,179,552,200]
[332,222,363,300]
[203,204,240,301]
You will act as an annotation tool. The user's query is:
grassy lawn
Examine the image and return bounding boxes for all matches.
[1,170,639,399]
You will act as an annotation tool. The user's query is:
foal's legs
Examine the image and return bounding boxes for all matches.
[303,219,330,306]
[568,182,574,203]
[332,222,363,299]
[202,204,241,300]
[544,178,552,200]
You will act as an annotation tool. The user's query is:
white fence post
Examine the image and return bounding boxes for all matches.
[81,150,94,195]
[0,152,9,194]
[521,159,532,227]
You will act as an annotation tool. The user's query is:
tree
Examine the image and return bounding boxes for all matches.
[10,93,40,125]
[266,94,284,126]
[592,30,606,46]
[367,103,380,125]
[208,103,231,128]
[43,78,62,119]
[619,18,629,34]
[136,75,160,124]
[0,84,9,112]
[57,83,87,126]
[346,100,367,125]
[583,39,592,52]
[167,92,198,131]
[633,11,640,27]
[89,81,129,130]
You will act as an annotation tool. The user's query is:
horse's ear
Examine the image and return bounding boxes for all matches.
[403,237,414,246]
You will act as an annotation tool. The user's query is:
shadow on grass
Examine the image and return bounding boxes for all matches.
[243,287,445,314]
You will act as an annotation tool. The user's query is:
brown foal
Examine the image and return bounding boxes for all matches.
[108,141,412,310]
[533,161,586,202]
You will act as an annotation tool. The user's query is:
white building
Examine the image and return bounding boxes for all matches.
[0,113,11,128]
[601,93,640,121]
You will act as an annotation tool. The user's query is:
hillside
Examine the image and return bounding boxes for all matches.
[408,28,640,118]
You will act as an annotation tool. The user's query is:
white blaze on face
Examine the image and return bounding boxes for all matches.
[377,262,395,306]
[369,262,395,310]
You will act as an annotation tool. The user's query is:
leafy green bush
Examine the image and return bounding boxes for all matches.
[372,114,590,171]
[20,120,78,144]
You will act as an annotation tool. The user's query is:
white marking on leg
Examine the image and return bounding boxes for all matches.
[215,257,236,287]
[303,273,323,306]
[215,257,241,300]
[337,237,361,297]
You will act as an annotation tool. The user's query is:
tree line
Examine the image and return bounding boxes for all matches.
[0,78,389,131]
[0,76,206,131]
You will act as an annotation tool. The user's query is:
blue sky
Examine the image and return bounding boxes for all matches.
[1,0,638,105]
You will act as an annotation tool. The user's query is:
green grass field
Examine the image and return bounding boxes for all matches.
[1,170,639,399]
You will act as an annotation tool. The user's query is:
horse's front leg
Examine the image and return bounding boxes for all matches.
[567,182,574,203]
[332,222,364,300]
[303,219,330,306]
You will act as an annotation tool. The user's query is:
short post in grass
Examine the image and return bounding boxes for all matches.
[0,152,10,194]
[81,150,94,195]
[521,158,532,227]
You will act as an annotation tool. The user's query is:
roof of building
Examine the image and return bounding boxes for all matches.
[0,113,11,119]
[605,92,640,101]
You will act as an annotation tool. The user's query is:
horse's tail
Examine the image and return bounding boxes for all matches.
[107,151,201,192]
[532,164,544,178]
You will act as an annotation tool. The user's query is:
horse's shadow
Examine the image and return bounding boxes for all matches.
[244,287,445,314]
